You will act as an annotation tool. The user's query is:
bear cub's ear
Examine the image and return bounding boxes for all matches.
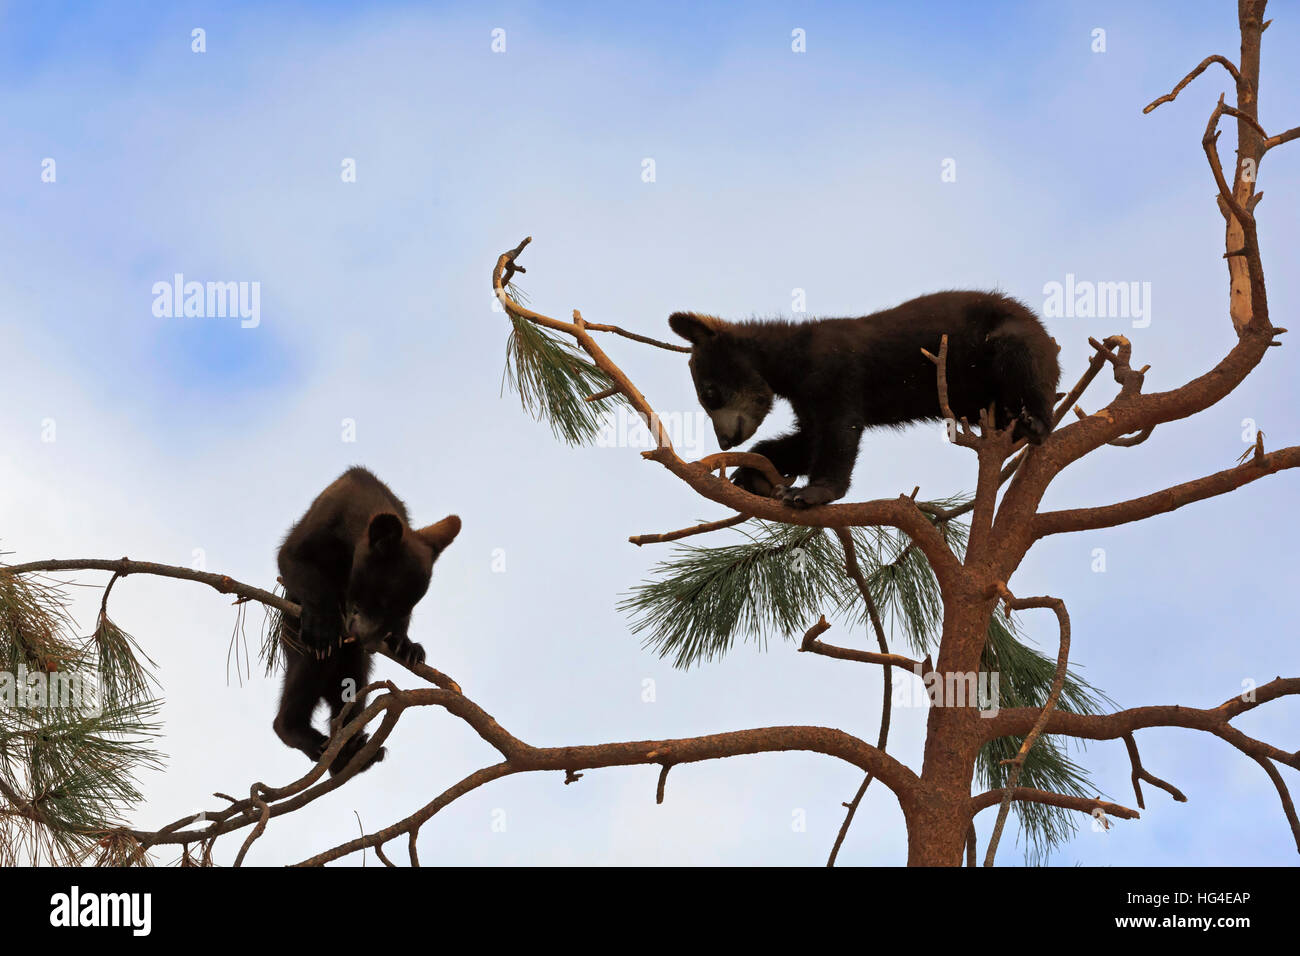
[668,311,723,345]
[367,513,404,552]
[414,514,461,553]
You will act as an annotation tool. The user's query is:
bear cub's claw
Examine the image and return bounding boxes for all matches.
[388,634,426,668]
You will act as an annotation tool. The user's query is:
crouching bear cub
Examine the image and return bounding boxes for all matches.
[670,291,1060,508]
[274,466,460,775]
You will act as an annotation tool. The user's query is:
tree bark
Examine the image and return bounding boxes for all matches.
[906,590,996,865]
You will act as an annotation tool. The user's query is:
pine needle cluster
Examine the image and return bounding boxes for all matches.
[620,507,1112,862]
[0,570,162,865]
[501,283,619,446]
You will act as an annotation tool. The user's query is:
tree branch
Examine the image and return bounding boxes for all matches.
[798,616,925,674]
[629,513,750,546]
[985,678,1300,777]
[1034,445,1300,538]
[970,788,1139,822]
[826,528,895,867]
[981,588,1072,866]
[1142,54,1242,113]
[1123,732,1187,809]
[492,239,967,590]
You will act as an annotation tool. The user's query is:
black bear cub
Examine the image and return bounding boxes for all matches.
[670,291,1060,508]
[274,466,460,775]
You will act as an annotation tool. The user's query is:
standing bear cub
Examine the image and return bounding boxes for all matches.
[274,466,460,775]
[670,291,1060,508]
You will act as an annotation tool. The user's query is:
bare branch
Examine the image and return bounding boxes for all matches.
[825,528,895,866]
[1,559,465,694]
[1251,755,1300,853]
[1,558,290,614]
[696,452,789,491]
[984,677,1300,772]
[921,334,977,449]
[232,789,270,867]
[982,588,1071,866]
[1124,733,1187,809]
[1142,55,1242,113]
[629,513,750,546]
[798,616,925,673]
[971,789,1139,821]
[1035,445,1300,538]
[1264,125,1300,151]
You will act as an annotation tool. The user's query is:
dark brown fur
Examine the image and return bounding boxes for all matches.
[669,291,1060,507]
[274,467,460,775]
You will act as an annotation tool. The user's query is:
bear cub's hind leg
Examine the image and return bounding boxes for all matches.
[325,645,385,777]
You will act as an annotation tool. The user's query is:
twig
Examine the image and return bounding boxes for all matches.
[982,587,1071,866]
[1143,54,1242,113]
[920,334,977,449]
[695,452,789,490]
[826,529,894,867]
[971,789,1138,822]
[1123,733,1187,809]
[232,788,270,867]
[798,617,924,673]
[656,764,671,805]
[629,513,750,546]
[1251,755,1300,853]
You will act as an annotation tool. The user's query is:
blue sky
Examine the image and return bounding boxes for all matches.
[1,0,1297,865]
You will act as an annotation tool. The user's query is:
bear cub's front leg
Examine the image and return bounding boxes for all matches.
[731,430,813,499]
[776,419,860,508]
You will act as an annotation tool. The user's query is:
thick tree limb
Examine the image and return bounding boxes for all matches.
[12,558,921,861]
[984,678,1300,772]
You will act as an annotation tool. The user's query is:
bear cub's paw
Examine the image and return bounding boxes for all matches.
[778,483,838,508]
[388,633,427,668]
[297,602,342,652]
[1012,408,1051,445]
[731,466,777,498]
[329,732,387,776]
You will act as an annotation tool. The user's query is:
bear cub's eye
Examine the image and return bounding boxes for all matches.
[700,385,722,408]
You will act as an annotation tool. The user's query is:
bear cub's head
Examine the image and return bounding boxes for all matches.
[346,513,461,648]
[669,311,774,450]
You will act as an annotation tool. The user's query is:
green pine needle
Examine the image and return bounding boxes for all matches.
[621,503,971,669]
[620,523,843,667]
[619,503,1115,862]
[92,612,160,705]
[501,291,620,446]
[977,608,1115,864]
[0,570,165,864]
[259,586,291,676]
